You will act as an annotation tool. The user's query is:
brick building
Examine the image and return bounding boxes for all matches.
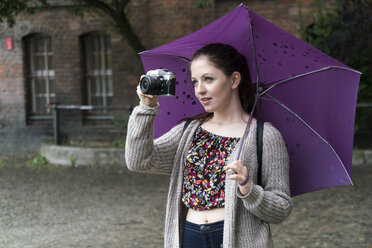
[0,0,331,154]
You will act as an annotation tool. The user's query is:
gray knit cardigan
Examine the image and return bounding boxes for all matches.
[125,103,292,248]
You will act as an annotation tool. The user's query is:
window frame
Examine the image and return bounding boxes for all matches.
[24,34,55,121]
[82,33,114,121]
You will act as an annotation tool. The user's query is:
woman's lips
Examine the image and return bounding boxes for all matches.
[200,97,212,105]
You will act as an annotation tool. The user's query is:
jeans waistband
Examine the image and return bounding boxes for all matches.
[184,220,224,233]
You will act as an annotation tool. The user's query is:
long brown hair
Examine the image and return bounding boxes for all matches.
[181,43,255,124]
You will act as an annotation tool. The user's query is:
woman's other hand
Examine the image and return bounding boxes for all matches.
[137,71,159,107]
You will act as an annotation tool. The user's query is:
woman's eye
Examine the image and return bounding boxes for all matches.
[192,80,199,86]
[205,77,213,82]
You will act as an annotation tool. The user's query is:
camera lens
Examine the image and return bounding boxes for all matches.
[140,76,152,94]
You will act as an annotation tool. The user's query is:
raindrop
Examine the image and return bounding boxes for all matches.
[182,68,186,72]
[176,81,179,85]
[278,62,282,66]
[258,54,262,57]
[183,101,185,104]
[283,51,287,54]
[192,101,196,105]
[284,45,288,48]
[255,35,259,39]
[176,96,179,99]
[184,80,187,83]
[183,91,186,95]
[305,65,309,69]
[187,95,191,99]
[286,118,290,122]
[262,49,265,52]
[273,42,278,46]
[167,112,171,115]
[296,143,301,148]
[291,54,295,57]
[263,58,267,62]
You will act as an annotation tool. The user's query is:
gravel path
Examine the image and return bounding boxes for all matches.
[0,155,371,248]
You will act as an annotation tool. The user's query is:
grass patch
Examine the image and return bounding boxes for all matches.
[27,153,48,168]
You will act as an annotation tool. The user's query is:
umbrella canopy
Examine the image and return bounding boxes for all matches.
[138,4,361,196]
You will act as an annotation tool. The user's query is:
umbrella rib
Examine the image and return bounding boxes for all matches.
[265,92,354,186]
[261,66,361,96]
[139,52,191,62]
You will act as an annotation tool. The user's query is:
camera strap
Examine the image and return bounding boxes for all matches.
[256,121,264,186]
[182,120,192,135]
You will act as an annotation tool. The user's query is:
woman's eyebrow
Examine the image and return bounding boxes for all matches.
[191,72,213,80]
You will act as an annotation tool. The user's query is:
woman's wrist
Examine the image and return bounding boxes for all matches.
[140,100,159,108]
[239,175,250,186]
[238,179,252,196]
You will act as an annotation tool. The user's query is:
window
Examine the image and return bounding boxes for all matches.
[24,35,55,119]
[83,34,113,120]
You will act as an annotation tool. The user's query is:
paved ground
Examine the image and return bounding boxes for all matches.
[0,154,371,248]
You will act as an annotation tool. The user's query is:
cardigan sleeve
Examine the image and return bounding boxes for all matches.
[237,123,292,224]
[125,103,185,175]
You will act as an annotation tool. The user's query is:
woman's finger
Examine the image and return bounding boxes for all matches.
[225,160,243,174]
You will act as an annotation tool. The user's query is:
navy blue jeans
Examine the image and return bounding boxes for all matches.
[182,220,224,248]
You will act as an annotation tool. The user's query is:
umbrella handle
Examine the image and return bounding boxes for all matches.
[235,94,259,161]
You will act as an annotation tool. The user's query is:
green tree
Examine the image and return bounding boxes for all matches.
[300,0,372,133]
[0,0,48,27]
[0,0,145,53]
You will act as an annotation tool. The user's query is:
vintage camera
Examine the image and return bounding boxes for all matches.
[140,69,176,96]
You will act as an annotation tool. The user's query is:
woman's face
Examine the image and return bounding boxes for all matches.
[190,56,238,113]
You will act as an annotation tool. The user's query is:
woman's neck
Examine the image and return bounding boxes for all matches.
[210,95,248,125]
[210,111,246,125]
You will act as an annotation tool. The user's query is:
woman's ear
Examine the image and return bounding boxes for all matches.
[231,71,241,89]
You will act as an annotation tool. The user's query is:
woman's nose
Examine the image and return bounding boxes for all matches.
[195,82,206,94]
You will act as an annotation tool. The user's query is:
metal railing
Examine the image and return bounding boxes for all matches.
[46,102,371,145]
[356,103,372,108]
[46,103,133,145]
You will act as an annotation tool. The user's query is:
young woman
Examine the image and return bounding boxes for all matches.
[125,43,292,248]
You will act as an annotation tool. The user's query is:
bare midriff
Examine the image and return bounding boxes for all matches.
[186,207,225,224]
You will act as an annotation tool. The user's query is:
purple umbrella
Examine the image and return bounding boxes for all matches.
[138,4,361,196]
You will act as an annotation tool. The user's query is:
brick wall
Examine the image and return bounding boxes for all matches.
[0,0,332,154]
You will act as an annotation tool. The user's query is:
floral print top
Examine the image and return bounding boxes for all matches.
[182,126,240,210]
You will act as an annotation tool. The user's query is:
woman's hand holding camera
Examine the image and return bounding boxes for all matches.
[225,159,252,196]
[137,71,159,107]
